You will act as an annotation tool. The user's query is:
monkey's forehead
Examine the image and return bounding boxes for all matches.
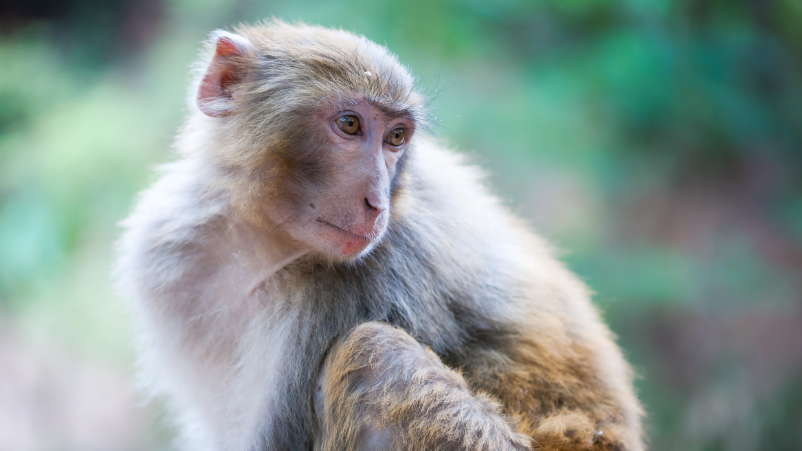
[234,21,427,118]
[312,93,420,122]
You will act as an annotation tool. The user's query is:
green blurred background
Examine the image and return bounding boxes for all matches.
[1,0,801,450]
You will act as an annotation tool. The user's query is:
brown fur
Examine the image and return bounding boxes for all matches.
[116,19,644,451]
[316,322,531,451]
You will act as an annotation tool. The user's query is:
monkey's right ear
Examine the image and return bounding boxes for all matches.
[197,31,255,117]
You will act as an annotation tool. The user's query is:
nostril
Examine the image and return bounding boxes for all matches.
[364,197,386,217]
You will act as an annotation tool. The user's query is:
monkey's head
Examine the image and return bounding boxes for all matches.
[190,20,427,262]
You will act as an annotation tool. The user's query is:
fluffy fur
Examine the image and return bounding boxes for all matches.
[116,20,644,451]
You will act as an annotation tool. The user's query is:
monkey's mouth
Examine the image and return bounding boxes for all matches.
[315,218,379,257]
[316,219,373,241]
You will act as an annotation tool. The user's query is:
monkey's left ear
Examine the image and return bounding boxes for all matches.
[197,31,255,117]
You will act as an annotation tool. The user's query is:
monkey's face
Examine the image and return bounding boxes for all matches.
[196,30,421,263]
[274,97,413,262]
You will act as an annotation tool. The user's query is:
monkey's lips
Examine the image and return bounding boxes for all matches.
[315,219,376,256]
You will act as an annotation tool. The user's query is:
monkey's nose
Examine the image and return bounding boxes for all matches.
[364,197,387,218]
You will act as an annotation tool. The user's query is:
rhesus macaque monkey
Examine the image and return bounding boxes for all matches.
[116,20,643,451]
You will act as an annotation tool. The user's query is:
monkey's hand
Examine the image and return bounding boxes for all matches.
[314,322,531,451]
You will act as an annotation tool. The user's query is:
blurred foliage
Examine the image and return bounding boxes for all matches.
[1,0,801,450]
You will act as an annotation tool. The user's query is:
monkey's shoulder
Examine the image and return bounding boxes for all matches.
[116,158,234,299]
[395,141,583,304]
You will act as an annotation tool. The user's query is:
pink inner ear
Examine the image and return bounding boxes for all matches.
[215,37,243,58]
[197,36,248,117]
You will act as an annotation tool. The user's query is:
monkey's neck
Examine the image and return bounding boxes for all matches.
[244,247,308,298]
[228,217,310,291]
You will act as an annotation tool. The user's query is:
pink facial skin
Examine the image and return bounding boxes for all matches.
[302,96,415,261]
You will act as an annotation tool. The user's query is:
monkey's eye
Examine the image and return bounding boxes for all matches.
[386,128,405,147]
[336,115,360,135]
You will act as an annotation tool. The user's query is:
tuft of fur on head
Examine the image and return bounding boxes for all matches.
[180,19,430,240]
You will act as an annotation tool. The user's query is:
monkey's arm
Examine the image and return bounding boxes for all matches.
[315,322,643,451]
[314,322,531,451]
